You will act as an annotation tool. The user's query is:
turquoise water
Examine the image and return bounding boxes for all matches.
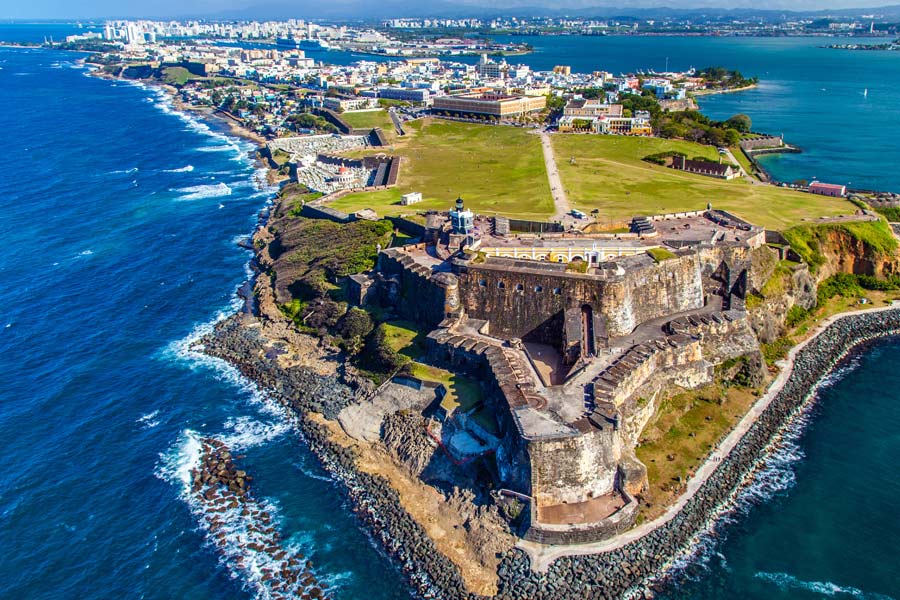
[659,344,900,600]
[0,27,898,600]
[493,35,900,192]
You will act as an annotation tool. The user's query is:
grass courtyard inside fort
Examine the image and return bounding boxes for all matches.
[550,134,853,230]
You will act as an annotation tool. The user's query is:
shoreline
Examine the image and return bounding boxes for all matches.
[518,301,900,570]
[690,83,758,97]
[77,49,900,598]
[147,67,899,596]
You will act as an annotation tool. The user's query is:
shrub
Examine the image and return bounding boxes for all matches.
[643,151,687,166]
[358,323,410,375]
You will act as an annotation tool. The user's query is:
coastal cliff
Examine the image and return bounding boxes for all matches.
[202,147,900,598]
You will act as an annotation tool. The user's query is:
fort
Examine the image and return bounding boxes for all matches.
[350,197,770,544]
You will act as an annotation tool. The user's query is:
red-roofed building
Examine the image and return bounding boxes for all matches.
[809,181,847,197]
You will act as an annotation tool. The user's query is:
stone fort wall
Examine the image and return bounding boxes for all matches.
[454,253,704,339]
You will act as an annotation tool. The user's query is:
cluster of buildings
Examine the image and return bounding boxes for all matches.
[85,19,769,137]
[557,98,652,135]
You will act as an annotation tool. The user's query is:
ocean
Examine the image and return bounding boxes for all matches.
[490,34,900,193]
[0,46,405,599]
[0,28,897,600]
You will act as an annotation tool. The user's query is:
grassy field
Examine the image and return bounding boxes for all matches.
[551,134,855,230]
[380,320,492,430]
[327,119,554,220]
[381,320,428,360]
[340,109,398,142]
[635,383,759,521]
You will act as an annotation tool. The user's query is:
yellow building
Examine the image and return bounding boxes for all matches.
[477,241,654,265]
[432,92,546,117]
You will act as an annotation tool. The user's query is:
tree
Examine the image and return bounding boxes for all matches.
[723,128,741,146]
[726,113,752,133]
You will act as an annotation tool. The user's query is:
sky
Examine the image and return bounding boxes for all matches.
[2,0,896,20]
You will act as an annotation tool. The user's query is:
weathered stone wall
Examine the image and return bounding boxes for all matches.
[528,427,623,506]
[455,253,704,339]
[380,250,458,328]
[491,309,900,600]
[594,337,707,409]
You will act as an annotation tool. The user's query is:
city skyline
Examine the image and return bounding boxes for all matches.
[6,0,900,20]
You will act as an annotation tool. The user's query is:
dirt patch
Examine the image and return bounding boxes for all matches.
[310,413,512,596]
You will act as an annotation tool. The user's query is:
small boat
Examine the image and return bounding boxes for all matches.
[863,88,868,98]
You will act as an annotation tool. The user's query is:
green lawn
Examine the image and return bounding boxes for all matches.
[162,66,200,86]
[327,119,554,220]
[730,145,756,178]
[381,320,427,360]
[341,109,395,132]
[551,134,855,230]
[379,318,490,428]
[406,363,486,421]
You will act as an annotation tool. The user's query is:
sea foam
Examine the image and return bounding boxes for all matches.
[755,571,896,600]
[174,183,232,201]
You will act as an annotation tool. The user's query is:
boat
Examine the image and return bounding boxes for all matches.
[277,37,332,50]
[299,39,332,51]
[864,88,869,98]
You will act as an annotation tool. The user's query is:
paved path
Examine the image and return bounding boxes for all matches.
[723,147,748,178]
[518,302,900,572]
[538,131,571,220]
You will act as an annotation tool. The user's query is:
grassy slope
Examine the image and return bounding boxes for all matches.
[380,320,489,428]
[328,119,554,220]
[341,109,395,133]
[635,384,758,521]
[551,134,854,230]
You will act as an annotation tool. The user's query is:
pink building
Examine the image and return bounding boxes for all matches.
[809,181,847,197]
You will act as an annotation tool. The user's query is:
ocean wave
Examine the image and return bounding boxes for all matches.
[76,249,94,257]
[137,410,161,429]
[755,571,896,600]
[291,456,333,484]
[142,87,251,157]
[174,183,232,201]
[197,143,243,155]
[219,416,290,451]
[108,167,139,175]
[163,165,194,173]
[156,429,203,487]
[157,435,331,600]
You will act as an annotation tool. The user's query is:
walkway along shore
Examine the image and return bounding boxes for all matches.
[124,69,900,598]
[518,301,900,571]
[200,289,900,599]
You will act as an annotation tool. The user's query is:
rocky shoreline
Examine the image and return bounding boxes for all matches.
[200,275,900,600]
[137,51,900,596]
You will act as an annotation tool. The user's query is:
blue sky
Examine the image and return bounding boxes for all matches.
[4,0,894,20]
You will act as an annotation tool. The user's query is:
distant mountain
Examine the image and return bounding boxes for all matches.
[195,2,900,22]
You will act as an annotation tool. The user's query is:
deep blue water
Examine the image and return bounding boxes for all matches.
[0,47,405,600]
[658,344,900,600]
[0,27,898,600]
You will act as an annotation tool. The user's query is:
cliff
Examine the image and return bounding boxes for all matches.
[748,220,900,343]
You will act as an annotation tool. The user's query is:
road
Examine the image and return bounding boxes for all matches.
[516,302,900,572]
[538,130,571,220]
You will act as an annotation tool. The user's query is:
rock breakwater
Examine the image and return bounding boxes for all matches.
[199,315,482,600]
[190,437,330,600]
[203,285,900,599]
[491,306,900,599]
